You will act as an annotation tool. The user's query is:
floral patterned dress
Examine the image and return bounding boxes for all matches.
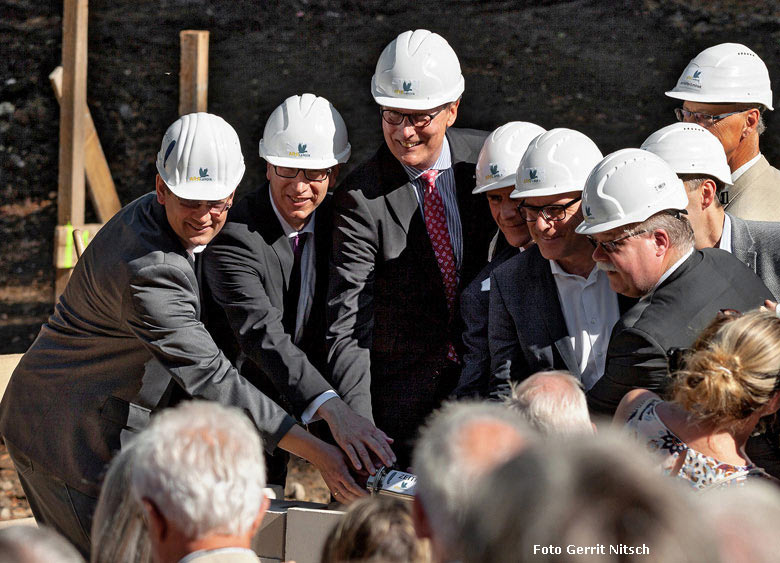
[624,398,771,491]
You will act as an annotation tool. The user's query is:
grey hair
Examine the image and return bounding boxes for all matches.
[460,431,721,563]
[0,526,85,563]
[506,371,593,436]
[91,443,151,563]
[757,113,766,136]
[680,175,725,208]
[130,401,266,540]
[637,210,695,253]
[412,401,533,554]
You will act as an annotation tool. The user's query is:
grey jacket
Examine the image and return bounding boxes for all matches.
[729,213,780,301]
[726,155,780,222]
[0,193,295,497]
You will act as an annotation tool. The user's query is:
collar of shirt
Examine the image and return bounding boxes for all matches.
[178,547,256,563]
[549,260,599,284]
[643,248,694,299]
[717,213,732,253]
[268,185,317,241]
[401,135,452,179]
[731,153,762,182]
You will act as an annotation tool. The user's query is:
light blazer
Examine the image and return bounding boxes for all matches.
[587,248,773,416]
[725,155,780,222]
[0,193,295,497]
[729,213,780,301]
[201,185,332,418]
[327,127,492,453]
[454,239,519,399]
[487,245,633,400]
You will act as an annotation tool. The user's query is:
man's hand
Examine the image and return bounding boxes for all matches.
[310,441,367,504]
[317,397,395,474]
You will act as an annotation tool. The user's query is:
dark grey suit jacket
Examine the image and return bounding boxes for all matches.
[201,185,332,418]
[587,248,773,416]
[0,193,295,497]
[327,128,492,456]
[454,239,519,399]
[729,213,780,301]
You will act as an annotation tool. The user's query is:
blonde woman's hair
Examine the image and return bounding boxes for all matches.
[672,309,780,429]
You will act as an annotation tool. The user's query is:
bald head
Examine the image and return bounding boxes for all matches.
[507,371,593,436]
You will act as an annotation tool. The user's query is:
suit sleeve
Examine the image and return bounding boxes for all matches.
[202,231,332,417]
[326,187,378,421]
[454,277,490,399]
[587,326,670,417]
[487,271,528,401]
[124,261,296,452]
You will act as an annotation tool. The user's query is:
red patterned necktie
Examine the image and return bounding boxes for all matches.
[421,169,459,363]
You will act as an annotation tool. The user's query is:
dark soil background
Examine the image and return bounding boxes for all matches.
[0,0,779,511]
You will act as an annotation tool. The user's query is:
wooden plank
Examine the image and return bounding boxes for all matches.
[53,223,104,269]
[49,66,121,224]
[179,30,209,115]
[57,0,88,227]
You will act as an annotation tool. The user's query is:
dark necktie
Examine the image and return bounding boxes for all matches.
[421,169,459,364]
[282,232,308,336]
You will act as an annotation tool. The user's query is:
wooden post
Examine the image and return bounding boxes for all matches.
[55,0,89,298]
[179,30,209,115]
[50,66,121,224]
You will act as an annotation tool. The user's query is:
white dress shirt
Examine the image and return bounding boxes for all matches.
[550,262,619,390]
[731,153,762,182]
[717,213,732,253]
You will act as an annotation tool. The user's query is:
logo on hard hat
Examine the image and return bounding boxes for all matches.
[391,78,418,96]
[485,163,501,180]
[187,168,213,182]
[287,143,310,158]
[523,168,543,184]
[163,140,176,167]
[693,70,701,79]
[681,68,702,89]
[585,205,591,217]
[653,181,666,192]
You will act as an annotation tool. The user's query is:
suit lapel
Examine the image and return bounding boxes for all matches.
[255,187,294,288]
[728,214,757,273]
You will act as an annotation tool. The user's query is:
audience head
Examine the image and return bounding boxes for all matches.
[672,309,780,431]
[412,401,533,561]
[461,432,721,563]
[130,401,268,562]
[474,122,546,249]
[321,496,431,563]
[0,525,84,563]
[506,371,594,436]
[700,480,780,563]
[91,443,151,563]
[577,148,693,297]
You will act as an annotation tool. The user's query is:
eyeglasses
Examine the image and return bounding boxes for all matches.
[380,105,449,128]
[517,196,581,223]
[587,230,648,253]
[674,107,747,127]
[273,166,333,182]
[170,192,232,214]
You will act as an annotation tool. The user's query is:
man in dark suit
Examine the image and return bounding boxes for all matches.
[453,122,544,399]
[327,30,494,464]
[488,129,628,401]
[202,95,394,496]
[578,148,773,416]
[0,113,362,555]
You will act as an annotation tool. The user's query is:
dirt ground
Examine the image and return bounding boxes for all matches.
[1,0,779,512]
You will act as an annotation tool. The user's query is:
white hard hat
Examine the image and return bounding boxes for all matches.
[371,29,465,110]
[576,148,689,235]
[511,128,603,199]
[640,123,733,186]
[665,43,774,110]
[473,122,546,194]
[156,112,245,200]
[259,93,351,169]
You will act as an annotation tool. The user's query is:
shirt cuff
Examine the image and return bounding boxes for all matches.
[301,390,339,424]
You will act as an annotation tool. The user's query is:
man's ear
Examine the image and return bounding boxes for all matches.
[143,498,168,543]
[652,228,671,257]
[249,496,271,536]
[742,108,761,139]
[445,99,460,128]
[700,178,718,210]
[155,175,167,205]
[329,164,341,186]
[412,496,432,540]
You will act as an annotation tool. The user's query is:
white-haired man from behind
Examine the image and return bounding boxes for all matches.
[130,401,269,563]
[411,401,534,562]
[0,526,84,563]
[506,371,595,436]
